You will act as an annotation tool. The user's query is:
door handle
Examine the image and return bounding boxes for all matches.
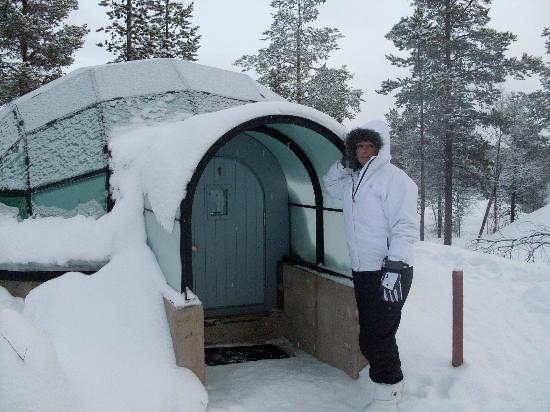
[192,244,198,252]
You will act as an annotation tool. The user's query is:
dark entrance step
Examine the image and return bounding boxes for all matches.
[205,344,292,366]
[204,311,284,346]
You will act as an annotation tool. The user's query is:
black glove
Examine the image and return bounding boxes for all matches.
[381,259,408,303]
[341,141,361,171]
[340,153,355,169]
[340,155,350,169]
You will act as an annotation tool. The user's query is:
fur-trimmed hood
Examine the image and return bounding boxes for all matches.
[344,120,391,171]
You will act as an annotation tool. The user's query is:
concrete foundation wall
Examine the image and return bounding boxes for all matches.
[205,312,284,346]
[281,263,368,379]
[163,298,206,384]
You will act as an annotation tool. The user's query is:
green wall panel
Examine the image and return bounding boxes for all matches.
[32,174,106,218]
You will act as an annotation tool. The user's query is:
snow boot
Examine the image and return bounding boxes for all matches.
[362,381,402,412]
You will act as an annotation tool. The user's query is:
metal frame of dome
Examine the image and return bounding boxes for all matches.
[0,59,280,218]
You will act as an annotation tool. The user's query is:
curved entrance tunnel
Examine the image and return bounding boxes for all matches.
[179,116,349,317]
[142,114,370,379]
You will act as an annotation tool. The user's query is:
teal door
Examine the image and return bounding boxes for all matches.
[192,157,266,316]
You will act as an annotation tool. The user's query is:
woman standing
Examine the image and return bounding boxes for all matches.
[323,121,418,412]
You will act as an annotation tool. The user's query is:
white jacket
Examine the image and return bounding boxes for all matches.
[323,121,418,272]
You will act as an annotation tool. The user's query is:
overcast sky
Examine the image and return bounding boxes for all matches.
[67,0,550,127]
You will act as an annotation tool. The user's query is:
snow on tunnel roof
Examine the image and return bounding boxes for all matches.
[109,101,346,231]
[0,58,284,132]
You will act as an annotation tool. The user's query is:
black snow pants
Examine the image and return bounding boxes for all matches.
[352,267,413,385]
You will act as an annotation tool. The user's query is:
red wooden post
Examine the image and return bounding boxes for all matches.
[452,270,463,367]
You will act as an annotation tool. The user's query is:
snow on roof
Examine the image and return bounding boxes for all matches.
[1,99,344,268]
[0,59,284,132]
[110,100,346,231]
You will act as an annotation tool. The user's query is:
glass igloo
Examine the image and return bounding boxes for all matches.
[0,59,353,314]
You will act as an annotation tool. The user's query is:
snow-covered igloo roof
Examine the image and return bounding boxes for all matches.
[0,58,282,135]
[0,59,285,197]
[0,58,346,240]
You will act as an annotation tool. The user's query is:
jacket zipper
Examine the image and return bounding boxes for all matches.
[351,172,361,269]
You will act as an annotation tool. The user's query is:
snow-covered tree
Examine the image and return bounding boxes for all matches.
[530,27,550,129]
[476,92,549,237]
[234,0,362,122]
[97,0,151,61]
[304,65,362,122]
[147,0,200,60]
[0,0,88,105]
[380,0,531,245]
[497,94,549,214]
[97,0,200,62]
[379,3,436,240]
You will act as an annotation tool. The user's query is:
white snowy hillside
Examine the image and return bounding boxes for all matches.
[471,203,550,264]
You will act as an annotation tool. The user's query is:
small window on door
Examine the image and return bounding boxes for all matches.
[207,186,228,217]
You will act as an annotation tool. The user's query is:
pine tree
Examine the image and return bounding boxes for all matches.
[148,0,200,60]
[97,0,151,62]
[380,0,529,245]
[531,28,550,129]
[378,3,436,240]
[496,94,549,214]
[304,64,362,122]
[97,0,200,62]
[0,0,88,105]
[234,0,363,122]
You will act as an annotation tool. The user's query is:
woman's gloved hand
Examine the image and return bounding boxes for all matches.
[381,259,407,302]
[341,141,360,171]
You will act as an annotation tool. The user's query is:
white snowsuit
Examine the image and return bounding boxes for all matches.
[323,121,418,272]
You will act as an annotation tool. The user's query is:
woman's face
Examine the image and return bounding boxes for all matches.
[356,141,379,165]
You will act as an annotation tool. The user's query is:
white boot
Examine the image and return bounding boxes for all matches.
[362,381,402,412]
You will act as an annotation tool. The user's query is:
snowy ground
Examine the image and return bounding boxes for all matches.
[3,238,549,411]
[203,201,550,411]
[2,196,550,411]
[204,241,550,412]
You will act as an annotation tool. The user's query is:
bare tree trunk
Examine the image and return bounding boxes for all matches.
[478,193,494,238]
[492,188,498,233]
[443,0,453,245]
[437,189,443,239]
[126,0,133,60]
[454,191,461,237]
[492,129,503,233]
[165,0,169,40]
[418,44,426,241]
[19,0,30,96]
[510,191,516,223]
[295,0,303,103]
